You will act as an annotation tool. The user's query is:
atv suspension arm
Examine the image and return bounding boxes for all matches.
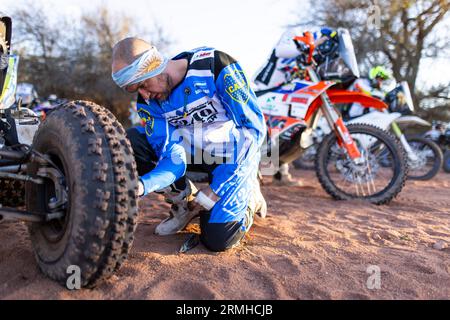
[0,207,44,222]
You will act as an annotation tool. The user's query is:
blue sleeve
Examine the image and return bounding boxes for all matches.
[210,51,266,196]
[214,51,266,147]
[136,105,186,195]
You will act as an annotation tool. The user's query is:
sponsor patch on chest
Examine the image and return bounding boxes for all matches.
[166,101,219,127]
[191,50,214,62]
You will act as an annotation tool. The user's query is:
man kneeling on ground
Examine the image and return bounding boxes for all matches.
[111,38,267,252]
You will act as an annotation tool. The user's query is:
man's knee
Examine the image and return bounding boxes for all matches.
[199,211,246,252]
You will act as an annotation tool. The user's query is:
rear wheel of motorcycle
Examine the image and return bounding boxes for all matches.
[443,149,450,173]
[0,178,25,207]
[315,124,408,205]
[405,136,443,180]
[26,101,139,288]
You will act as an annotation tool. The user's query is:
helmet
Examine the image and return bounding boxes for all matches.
[319,27,337,39]
[369,66,391,80]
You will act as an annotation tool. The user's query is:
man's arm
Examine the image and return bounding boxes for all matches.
[139,142,186,195]
[210,50,266,198]
[136,106,187,196]
[214,50,266,147]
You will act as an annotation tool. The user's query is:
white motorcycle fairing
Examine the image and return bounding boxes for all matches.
[395,115,431,127]
[346,111,402,130]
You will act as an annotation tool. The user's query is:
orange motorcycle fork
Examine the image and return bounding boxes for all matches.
[333,117,361,159]
[317,92,362,160]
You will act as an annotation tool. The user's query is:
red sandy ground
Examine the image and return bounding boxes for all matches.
[0,169,449,299]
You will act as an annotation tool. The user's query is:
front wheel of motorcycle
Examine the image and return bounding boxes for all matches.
[315,124,408,205]
[405,136,443,180]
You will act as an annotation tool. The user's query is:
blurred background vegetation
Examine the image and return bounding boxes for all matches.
[6,0,450,124]
[295,0,450,121]
[10,2,172,126]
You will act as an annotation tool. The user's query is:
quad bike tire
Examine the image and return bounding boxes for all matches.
[315,124,408,205]
[26,101,139,288]
[0,178,25,207]
[406,136,443,181]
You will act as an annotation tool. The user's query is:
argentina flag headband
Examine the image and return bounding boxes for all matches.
[112,47,168,89]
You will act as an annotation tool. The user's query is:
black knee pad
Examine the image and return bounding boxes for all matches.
[200,211,246,252]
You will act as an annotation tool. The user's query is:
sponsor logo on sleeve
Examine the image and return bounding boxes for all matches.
[138,108,155,136]
[191,50,214,62]
[193,81,210,95]
[224,70,250,104]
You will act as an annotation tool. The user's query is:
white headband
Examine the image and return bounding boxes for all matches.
[112,47,168,88]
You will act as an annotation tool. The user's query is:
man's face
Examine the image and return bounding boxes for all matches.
[125,73,172,101]
[374,77,384,89]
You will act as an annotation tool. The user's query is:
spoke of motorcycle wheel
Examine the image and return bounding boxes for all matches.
[336,165,353,192]
[366,164,376,195]
[365,148,377,194]
[353,170,362,197]
[356,175,366,197]
[356,146,370,197]
[343,175,352,192]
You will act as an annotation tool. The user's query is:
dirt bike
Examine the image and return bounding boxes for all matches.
[1,13,139,288]
[32,95,68,120]
[293,81,443,180]
[257,29,407,205]
[424,121,450,173]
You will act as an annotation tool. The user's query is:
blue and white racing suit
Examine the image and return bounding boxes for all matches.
[133,47,266,246]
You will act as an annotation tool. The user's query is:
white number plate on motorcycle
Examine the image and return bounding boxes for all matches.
[290,103,309,119]
[288,94,314,119]
[260,101,289,117]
